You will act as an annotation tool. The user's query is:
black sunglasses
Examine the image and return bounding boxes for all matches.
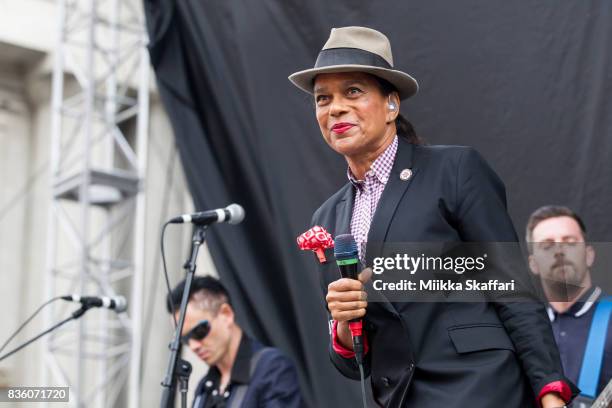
[181,320,211,345]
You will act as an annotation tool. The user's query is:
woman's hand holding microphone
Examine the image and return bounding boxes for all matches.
[325,268,372,350]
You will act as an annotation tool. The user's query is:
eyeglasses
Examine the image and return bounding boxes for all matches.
[181,320,210,345]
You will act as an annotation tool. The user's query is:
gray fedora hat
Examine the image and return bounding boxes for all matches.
[288,26,418,100]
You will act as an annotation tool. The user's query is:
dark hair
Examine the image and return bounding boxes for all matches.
[166,276,231,313]
[525,205,587,252]
[372,76,425,145]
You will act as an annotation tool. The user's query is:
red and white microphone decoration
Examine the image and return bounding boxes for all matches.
[297,226,334,263]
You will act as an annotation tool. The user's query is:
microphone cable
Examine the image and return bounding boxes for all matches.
[358,363,367,408]
[160,220,178,327]
[350,324,368,408]
[0,296,62,355]
[354,337,367,408]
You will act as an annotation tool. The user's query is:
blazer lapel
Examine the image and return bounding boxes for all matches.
[365,137,417,267]
[333,181,398,317]
[364,138,419,315]
[334,183,354,236]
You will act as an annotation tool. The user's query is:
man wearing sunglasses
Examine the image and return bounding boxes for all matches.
[167,276,303,408]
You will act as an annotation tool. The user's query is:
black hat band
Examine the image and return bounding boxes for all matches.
[314,47,392,70]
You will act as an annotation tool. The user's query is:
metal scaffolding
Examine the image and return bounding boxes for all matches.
[45,0,149,406]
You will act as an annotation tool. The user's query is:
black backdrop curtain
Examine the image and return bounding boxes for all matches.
[144,1,612,406]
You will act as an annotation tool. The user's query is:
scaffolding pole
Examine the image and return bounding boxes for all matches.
[45,0,149,406]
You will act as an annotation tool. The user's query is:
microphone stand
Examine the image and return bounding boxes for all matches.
[0,304,91,362]
[160,224,206,408]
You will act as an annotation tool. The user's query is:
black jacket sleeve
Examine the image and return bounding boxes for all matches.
[454,147,579,399]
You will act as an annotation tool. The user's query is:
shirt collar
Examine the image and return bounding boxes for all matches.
[347,135,398,188]
[228,333,254,385]
[547,286,602,321]
[203,333,254,387]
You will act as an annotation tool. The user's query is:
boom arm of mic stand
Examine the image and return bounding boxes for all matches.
[0,304,92,362]
[160,225,206,408]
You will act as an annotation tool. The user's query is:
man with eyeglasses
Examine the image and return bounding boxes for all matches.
[526,205,611,406]
[166,276,303,408]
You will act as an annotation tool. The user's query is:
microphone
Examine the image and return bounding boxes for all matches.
[168,204,245,225]
[334,234,365,364]
[61,295,128,313]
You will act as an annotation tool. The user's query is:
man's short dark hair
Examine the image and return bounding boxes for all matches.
[525,205,587,252]
[166,275,231,314]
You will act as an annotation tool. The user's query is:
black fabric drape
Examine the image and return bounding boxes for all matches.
[144,1,612,407]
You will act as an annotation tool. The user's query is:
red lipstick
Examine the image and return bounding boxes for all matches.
[331,122,355,134]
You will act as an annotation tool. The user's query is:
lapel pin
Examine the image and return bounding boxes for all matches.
[400,168,413,181]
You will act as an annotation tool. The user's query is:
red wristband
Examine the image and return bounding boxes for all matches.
[538,380,572,407]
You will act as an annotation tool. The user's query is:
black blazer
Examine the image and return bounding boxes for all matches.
[311,137,578,407]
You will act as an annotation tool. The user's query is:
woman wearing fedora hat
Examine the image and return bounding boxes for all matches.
[290,27,577,408]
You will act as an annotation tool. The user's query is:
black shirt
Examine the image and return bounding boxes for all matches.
[193,334,258,408]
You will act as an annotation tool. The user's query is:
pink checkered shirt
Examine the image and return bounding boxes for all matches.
[348,136,398,262]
